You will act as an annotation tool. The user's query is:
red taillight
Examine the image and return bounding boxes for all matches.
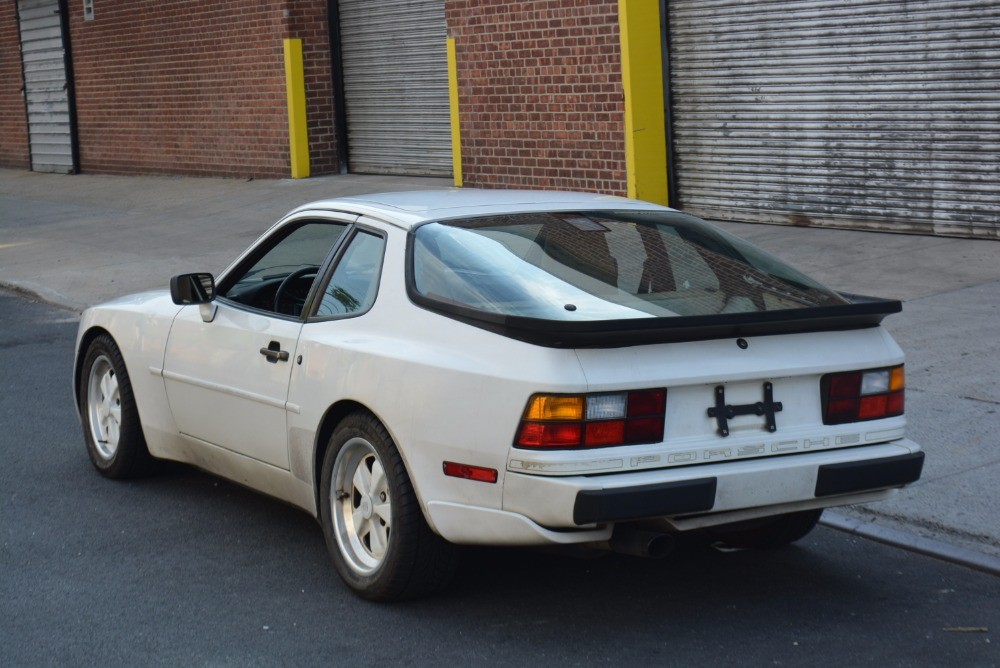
[625,417,665,443]
[517,422,583,448]
[823,365,904,425]
[829,372,862,399]
[584,420,625,446]
[887,390,905,415]
[515,388,666,449]
[628,389,665,416]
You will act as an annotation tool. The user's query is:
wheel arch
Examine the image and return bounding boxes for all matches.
[312,399,431,526]
[313,399,375,511]
[74,325,113,413]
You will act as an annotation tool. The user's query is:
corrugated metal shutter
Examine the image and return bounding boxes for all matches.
[666,0,1000,239]
[338,0,452,176]
[18,0,74,173]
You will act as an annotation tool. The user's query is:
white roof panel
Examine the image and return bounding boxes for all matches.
[288,189,670,229]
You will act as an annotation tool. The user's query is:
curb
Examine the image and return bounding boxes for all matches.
[822,512,1000,577]
[0,281,82,314]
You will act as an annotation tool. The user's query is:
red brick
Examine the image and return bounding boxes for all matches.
[67,0,337,178]
[446,0,626,195]
[0,1,29,169]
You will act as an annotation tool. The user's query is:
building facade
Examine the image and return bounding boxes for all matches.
[2,0,997,238]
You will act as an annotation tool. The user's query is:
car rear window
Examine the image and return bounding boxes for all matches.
[411,210,849,321]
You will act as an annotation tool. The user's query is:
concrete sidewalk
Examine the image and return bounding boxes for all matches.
[2,168,998,559]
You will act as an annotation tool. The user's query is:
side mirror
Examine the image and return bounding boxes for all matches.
[170,273,215,305]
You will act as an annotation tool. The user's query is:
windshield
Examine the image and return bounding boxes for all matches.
[411,210,848,321]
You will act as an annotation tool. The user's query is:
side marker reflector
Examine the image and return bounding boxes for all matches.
[443,461,498,484]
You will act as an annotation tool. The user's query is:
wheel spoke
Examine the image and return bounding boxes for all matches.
[373,503,391,526]
[100,373,113,401]
[106,419,119,447]
[352,464,370,496]
[370,459,386,495]
[109,405,121,426]
[351,506,366,534]
[369,520,386,556]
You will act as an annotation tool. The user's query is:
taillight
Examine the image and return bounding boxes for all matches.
[822,365,904,424]
[515,389,666,449]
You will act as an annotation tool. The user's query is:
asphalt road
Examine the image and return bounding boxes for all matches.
[1,291,997,667]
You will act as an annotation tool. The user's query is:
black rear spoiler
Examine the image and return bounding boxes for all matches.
[409,291,902,349]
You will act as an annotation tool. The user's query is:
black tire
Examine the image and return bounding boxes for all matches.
[319,411,459,601]
[79,333,154,478]
[708,509,823,550]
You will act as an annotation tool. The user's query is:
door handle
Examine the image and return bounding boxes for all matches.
[259,341,290,363]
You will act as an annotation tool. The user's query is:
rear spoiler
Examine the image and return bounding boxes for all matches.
[410,291,902,349]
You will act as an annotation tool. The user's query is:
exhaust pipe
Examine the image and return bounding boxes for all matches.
[608,528,675,559]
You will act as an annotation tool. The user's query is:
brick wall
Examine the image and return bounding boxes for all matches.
[446,0,626,194]
[0,0,30,170]
[66,0,337,178]
[288,2,338,174]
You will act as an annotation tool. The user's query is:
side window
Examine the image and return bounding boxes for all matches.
[315,231,386,317]
[220,222,348,316]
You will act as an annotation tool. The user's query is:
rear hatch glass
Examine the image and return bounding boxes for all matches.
[409,210,898,347]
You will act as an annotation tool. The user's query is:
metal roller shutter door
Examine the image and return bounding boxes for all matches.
[666,0,1000,239]
[17,0,74,174]
[338,0,451,177]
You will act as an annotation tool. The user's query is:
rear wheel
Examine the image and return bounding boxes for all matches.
[79,334,154,478]
[319,411,459,601]
[709,509,823,549]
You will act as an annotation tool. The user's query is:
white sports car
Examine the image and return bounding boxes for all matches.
[74,189,923,600]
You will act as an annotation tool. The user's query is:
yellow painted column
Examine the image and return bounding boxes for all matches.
[619,0,668,205]
[446,37,463,187]
[283,38,310,179]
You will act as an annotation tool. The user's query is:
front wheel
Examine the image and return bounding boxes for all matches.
[319,412,459,601]
[79,333,154,478]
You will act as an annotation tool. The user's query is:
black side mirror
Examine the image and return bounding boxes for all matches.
[170,273,216,305]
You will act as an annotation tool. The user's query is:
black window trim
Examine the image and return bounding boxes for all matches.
[305,222,388,323]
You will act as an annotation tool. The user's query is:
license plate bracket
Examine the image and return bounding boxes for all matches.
[707,382,783,437]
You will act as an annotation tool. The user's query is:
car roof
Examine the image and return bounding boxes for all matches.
[287,189,670,229]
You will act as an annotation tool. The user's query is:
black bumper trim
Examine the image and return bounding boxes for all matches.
[815,451,925,498]
[573,478,717,525]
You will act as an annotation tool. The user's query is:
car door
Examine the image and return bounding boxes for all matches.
[161,217,353,469]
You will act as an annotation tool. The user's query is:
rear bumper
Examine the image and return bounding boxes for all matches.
[815,451,924,497]
[425,439,923,545]
[573,449,924,525]
[573,477,718,525]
